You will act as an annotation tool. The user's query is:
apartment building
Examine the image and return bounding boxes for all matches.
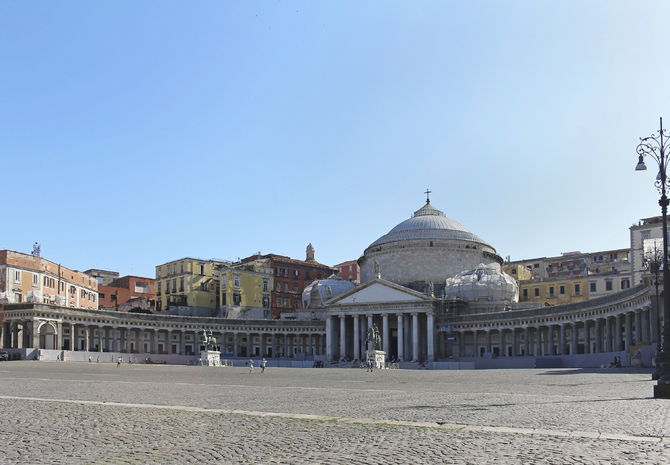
[334,259,360,285]
[155,258,228,316]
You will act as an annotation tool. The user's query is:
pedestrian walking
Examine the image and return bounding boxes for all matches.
[249,359,254,374]
[88,355,92,363]
[96,356,99,363]
[261,358,267,373]
[56,354,60,361]
[117,357,121,368]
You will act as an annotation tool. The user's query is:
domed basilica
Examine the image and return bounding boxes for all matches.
[324,194,652,368]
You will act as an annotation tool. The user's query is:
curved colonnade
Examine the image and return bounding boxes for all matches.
[2,304,326,361]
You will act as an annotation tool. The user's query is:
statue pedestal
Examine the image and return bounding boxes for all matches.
[366,350,386,369]
[200,350,221,366]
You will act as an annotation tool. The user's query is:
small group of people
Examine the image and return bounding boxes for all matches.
[609,356,622,368]
[248,358,267,374]
[366,359,375,372]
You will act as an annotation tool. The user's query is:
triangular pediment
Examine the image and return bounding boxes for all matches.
[328,279,430,306]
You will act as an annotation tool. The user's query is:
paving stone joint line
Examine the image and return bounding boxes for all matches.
[0,394,662,444]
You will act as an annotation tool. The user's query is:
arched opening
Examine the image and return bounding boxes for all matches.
[39,323,57,350]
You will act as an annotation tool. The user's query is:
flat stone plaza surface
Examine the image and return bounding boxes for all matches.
[1,362,669,464]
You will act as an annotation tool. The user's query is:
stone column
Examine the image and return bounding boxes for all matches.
[559,324,566,356]
[326,316,332,361]
[642,308,651,343]
[615,315,623,352]
[547,325,554,356]
[625,312,633,351]
[98,327,104,353]
[583,321,591,354]
[571,323,578,355]
[459,331,466,357]
[180,330,186,355]
[261,332,267,357]
[427,312,435,361]
[511,328,517,356]
[353,316,360,361]
[594,319,602,353]
[473,330,479,357]
[535,326,542,356]
[635,310,643,345]
[486,329,492,354]
[284,333,290,358]
[498,328,505,356]
[84,325,90,352]
[339,315,346,360]
[360,316,367,353]
[403,314,410,359]
[167,330,173,354]
[233,332,239,357]
[412,313,419,362]
[523,327,529,356]
[396,313,404,362]
[382,313,389,356]
[271,333,277,358]
[605,317,613,353]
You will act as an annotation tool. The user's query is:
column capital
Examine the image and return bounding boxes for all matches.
[381,313,388,318]
[366,313,373,318]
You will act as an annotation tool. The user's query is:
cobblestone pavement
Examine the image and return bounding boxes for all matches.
[0,362,669,464]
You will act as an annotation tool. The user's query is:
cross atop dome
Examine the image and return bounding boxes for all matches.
[424,189,432,204]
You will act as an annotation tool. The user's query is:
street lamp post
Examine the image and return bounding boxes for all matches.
[646,241,663,380]
[636,117,670,398]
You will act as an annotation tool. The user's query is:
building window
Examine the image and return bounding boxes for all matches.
[590,282,597,292]
[172,279,177,291]
[534,263,540,268]
[221,292,226,305]
[166,281,171,293]
[262,296,269,308]
[14,271,21,284]
[233,275,240,288]
[294,283,299,293]
[294,300,300,310]
[263,279,269,292]
[233,292,241,305]
[179,277,184,292]
[621,279,630,289]
[511,268,517,275]
[559,285,565,295]
[283,267,289,277]
[199,264,205,275]
[277,297,282,307]
[276,282,281,292]
[221,275,227,287]
[317,272,322,279]
[534,288,540,297]
[606,281,613,291]
[173,264,177,274]
[180,262,184,273]
[294,269,299,278]
[305,272,311,280]
[522,289,528,298]
[275,267,281,276]
[549,286,555,297]
[158,269,162,279]
[574,283,581,295]
[157,283,161,293]
[284,298,290,308]
[284,283,289,292]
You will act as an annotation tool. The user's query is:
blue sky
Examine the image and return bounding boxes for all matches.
[2,1,670,277]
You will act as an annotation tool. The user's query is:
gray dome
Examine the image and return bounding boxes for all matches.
[302,275,355,309]
[445,264,518,302]
[368,202,491,249]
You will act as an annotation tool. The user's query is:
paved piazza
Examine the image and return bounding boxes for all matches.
[1,362,669,464]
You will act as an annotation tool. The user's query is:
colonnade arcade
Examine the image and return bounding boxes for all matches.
[453,285,653,358]
[2,304,326,358]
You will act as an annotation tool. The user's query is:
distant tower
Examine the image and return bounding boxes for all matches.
[306,243,315,262]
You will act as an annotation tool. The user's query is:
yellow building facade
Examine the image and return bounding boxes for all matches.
[219,258,273,319]
[155,258,227,316]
